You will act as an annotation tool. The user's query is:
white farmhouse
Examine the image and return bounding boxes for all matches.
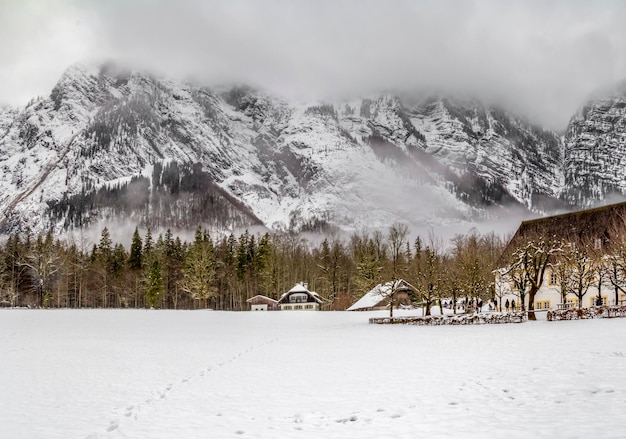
[277,283,323,311]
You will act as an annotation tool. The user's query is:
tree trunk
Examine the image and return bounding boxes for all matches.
[527,286,538,321]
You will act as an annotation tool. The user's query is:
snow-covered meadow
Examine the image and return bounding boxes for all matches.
[2,309,626,439]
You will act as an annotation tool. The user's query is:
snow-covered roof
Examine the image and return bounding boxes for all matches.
[246,295,278,304]
[278,283,323,304]
[347,283,393,311]
[287,283,310,294]
[347,279,414,311]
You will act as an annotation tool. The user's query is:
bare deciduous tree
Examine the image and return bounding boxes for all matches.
[386,223,408,317]
[504,235,559,319]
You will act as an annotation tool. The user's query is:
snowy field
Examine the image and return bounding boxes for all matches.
[2,310,626,439]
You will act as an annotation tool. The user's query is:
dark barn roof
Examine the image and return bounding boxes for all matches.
[499,201,626,266]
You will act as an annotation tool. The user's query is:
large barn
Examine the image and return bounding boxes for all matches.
[495,201,626,311]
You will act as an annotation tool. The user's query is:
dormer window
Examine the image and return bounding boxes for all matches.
[289,293,308,303]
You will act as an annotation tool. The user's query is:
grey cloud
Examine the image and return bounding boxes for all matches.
[1,0,626,130]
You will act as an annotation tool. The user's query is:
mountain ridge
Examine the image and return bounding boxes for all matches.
[0,62,624,236]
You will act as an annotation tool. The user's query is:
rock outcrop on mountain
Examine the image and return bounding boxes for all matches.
[405,96,564,211]
[562,83,626,205]
[0,62,623,236]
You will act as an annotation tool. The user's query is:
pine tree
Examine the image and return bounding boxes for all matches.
[145,258,163,308]
[143,229,153,261]
[254,233,272,295]
[181,228,217,308]
[99,227,113,259]
[236,230,250,281]
[128,227,143,270]
[95,227,114,307]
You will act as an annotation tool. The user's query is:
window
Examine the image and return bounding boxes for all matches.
[305,304,313,310]
[294,305,303,310]
[535,300,550,310]
[289,293,308,303]
[549,272,558,285]
[590,296,607,307]
[283,305,292,310]
[594,238,602,250]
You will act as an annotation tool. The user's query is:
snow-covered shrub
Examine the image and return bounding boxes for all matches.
[546,305,626,321]
[369,312,526,326]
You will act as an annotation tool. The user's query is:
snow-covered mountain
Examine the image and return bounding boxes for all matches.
[0,62,617,236]
[562,82,626,205]
[404,96,564,210]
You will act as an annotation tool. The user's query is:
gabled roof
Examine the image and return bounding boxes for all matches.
[517,201,626,240]
[277,283,323,304]
[347,279,415,311]
[246,295,278,304]
[498,200,626,267]
[287,283,311,294]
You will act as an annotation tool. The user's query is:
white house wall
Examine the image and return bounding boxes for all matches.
[279,303,319,311]
[496,271,626,310]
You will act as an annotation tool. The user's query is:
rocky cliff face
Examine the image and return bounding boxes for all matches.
[0,62,616,236]
[407,97,564,211]
[563,83,626,205]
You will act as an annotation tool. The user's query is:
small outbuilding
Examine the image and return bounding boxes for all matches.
[347,279,415,311]
[246,295,279,311]
[277,283,322,311]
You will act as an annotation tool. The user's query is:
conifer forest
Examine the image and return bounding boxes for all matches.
[0,224,505,311]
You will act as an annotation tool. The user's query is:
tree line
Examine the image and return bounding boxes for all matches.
[0,224,506,311]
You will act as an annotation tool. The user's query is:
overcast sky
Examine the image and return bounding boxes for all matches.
[1,0,625,130]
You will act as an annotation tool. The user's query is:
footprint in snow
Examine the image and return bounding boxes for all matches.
[106,419,119,432]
